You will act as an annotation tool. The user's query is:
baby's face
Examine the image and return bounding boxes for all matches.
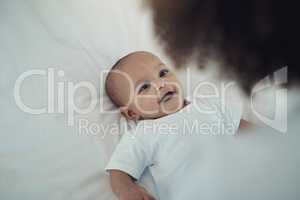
[110,52,184,120]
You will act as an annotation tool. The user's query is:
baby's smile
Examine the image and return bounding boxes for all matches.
[159,90,177,103]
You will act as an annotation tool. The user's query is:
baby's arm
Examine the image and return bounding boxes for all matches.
[106,127,157,200]
[109,169,156,200]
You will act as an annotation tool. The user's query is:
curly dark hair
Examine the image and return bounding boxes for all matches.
[148,0,299,93]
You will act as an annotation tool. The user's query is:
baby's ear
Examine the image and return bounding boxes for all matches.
[120,107,140,121]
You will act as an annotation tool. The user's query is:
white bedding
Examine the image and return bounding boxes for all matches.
[1,1,299,200]
[0,0,162,199]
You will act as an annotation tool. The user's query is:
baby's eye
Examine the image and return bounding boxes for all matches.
[159,69,169,77]
[138,82,151,93]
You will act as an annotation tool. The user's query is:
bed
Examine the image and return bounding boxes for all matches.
[1,1,299,199]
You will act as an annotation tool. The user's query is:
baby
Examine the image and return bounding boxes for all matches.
[105,51,247,200]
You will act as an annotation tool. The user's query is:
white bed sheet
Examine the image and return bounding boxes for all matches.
[0,0,163,199]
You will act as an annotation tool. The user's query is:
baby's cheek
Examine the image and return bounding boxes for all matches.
[135,97,159,113]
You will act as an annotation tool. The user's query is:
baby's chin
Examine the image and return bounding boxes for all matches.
[138,95,185,120]
[139,102,183,120]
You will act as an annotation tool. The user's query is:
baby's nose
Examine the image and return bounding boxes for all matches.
[156,79,165,90]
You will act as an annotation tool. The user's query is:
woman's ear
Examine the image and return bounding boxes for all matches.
[120,107,140,121]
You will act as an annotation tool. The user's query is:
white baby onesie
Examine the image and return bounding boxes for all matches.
[106,97,242,200]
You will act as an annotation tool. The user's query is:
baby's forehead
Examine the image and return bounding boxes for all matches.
[107,52,164,87]
[126,51,158,61]
[120,52,161,69]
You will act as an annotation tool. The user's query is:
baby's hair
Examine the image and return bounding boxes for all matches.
[105,58,124,107]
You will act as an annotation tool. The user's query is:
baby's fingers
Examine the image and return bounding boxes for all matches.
[138,186,156,200]
[141,190,156,200]
[142,193,156,200]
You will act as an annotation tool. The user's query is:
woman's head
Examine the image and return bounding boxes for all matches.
[148,0,300,93]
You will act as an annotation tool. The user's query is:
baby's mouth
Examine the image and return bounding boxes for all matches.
[159,90,176,103]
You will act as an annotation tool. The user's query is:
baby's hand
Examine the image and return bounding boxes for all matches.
[117,184,156,200]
